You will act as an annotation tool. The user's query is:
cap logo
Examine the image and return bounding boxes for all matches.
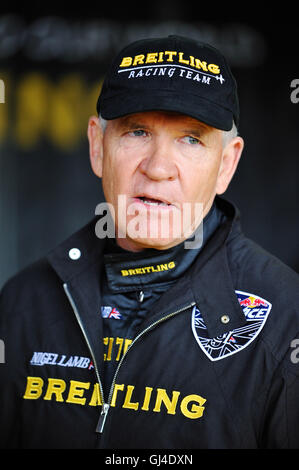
[118,50,225,85]
[98,36,239,130]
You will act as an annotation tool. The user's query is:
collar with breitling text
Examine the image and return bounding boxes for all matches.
[103,203,227,292]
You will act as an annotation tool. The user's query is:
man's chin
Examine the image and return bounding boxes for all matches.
[116,235,185,252]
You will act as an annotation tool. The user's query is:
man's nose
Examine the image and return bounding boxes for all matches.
[138,138,178,181]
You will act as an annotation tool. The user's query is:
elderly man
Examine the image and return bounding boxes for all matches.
[1,35,299,449]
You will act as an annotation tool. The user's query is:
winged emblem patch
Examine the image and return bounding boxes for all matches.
[191,290,272,361]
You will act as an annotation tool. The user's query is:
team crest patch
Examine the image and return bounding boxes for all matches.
[101,306,122,320]
[191,290,272,361]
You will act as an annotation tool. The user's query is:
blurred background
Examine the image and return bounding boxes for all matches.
[0,3,298,288]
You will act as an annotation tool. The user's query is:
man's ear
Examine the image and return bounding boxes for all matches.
[87,116,104,178]
[216,137,244,195]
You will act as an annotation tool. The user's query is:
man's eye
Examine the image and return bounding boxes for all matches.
[129,130,147,137]
[182,135,200,145]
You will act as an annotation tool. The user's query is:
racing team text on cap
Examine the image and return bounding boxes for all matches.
[118,50,224,84]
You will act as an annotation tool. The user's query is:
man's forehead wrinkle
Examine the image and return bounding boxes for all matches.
[111,112,213,133]
[110,114,148,131]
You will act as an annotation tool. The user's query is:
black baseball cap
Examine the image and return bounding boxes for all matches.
[97,35,239,131]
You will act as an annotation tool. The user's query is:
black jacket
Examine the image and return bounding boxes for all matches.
[1,197,299,449]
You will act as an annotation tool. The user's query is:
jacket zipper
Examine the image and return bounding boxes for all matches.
[63,282,195,435]
[63,284,106,410]
[97,300,196,434]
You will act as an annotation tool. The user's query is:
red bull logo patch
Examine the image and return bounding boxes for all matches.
[238,296,268,308]
[191,290,272,361]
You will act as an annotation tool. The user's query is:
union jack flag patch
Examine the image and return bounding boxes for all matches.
[101,306,122,320]
[191,290,272,361]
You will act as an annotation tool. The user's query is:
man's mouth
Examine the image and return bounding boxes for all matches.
[134,196,171,207]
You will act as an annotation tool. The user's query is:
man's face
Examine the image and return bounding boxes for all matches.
[89,111,243,252]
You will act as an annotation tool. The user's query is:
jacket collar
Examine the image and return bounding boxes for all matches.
[130,197,246,338]
[47,219,106,283]
[47,220,107,379]
[46,196,246,340]
[189,203,247,337]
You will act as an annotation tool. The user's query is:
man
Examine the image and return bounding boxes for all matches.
[0,35,299,449]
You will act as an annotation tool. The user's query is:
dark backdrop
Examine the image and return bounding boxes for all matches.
[0,3,298,288]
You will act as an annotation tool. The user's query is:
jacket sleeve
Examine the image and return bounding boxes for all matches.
[259,335,299,449]
[0,282,22,449]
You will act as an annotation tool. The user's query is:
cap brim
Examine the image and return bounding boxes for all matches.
[98,89,233,131]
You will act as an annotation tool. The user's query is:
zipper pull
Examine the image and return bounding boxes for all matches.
[139,290,144,302]
[96,403,110,433]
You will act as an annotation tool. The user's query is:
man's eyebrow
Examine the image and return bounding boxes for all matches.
[181,128,203,137]
[180,124,210,137]
[117,117,149,130]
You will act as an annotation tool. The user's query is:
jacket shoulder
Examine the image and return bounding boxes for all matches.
[228,233,299,293]
[228,232,299,363]
[0,258,60,318]
[0,217,103,321]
